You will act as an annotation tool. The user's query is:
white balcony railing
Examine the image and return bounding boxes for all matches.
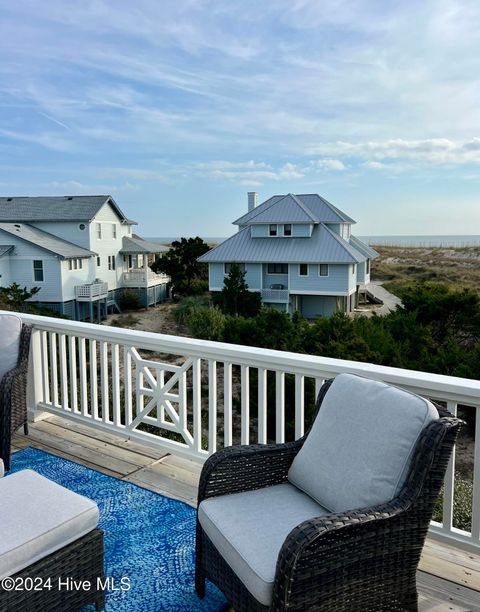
[261,288,289,302]
[75,282,109,301]
[122,269,169,287]
[14,311,480,554]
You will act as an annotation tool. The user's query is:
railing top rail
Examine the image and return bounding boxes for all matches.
[10,310,480,403]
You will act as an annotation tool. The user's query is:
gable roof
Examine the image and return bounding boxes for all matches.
[349,235,379,259]
[120,235,169,254]
[0,223,96,259]
[198,224,365,265]
[0,195,136,224]
[246,194,316,224]
[233,193,356,226]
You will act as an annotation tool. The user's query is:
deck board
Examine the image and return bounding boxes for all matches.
[12,417,480,609]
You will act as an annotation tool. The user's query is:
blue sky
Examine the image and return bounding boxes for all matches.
[1,0,479,237]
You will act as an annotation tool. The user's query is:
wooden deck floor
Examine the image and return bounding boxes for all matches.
[12,417,480,612]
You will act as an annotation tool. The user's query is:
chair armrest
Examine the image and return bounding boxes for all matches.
[272,498,409,609]
[198,439,303,503]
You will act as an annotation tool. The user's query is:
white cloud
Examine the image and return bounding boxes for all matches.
[191,160,303,184]
[310,158,347,171]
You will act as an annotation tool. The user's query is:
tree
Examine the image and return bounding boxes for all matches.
[152,237,209,296]
[0,283,40,310]
[215,263,261,317]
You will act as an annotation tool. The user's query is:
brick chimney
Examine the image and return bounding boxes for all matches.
[248,192,257,212]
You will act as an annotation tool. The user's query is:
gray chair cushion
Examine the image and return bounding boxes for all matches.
[0,314,22,382]
[0,469,99,578]
[288,373,439,513]
[198,483,330,606]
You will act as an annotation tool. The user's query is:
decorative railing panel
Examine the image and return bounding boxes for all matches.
[10,311,480,553]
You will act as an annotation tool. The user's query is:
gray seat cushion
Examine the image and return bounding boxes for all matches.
[288,373,439,513]
[0,469,99,578]
[198,483,330,606]
[0,314,21,382]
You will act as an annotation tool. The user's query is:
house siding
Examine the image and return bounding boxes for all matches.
[61,257,96,301]
[31,221,91,250]
[262,264,288,290]
[209,262,261,290]
[0,257,11,286]
[251,224,312,238]
[290,264,352,294]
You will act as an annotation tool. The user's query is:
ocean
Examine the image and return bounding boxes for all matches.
[146,235,480,248]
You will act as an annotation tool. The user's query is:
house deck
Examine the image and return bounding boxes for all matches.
[13,417,480,612]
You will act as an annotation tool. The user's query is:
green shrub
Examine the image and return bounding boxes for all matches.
[186,306,225,341]
[118,288,142,311]
[433,474,473,532]
[175,295,211,324]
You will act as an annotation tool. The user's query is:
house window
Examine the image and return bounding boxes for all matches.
[112,224,117,238]
[96,223,102,239]
[319,264,329,277]
[33,260,44,282]
[269,224,277,236]
[224,262,245,274]
[283,224,292,236]
[267,263,288,274]
[73,259,78,270]
[68,260,72,270]
[97,256,101,267]
[366,259,370,274]
[352,264,356,275]
[108,255,116,271]
[79,259,83,269]
[299,264,308,276]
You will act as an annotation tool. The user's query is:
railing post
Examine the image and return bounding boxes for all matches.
[26,328,49,422]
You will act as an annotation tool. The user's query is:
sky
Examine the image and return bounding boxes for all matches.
[0,0,480,237]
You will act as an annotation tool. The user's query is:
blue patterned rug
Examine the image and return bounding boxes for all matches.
[9,448,227,612]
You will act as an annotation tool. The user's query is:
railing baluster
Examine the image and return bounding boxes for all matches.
[192,357,202,453]
[442,401,457,531]
[124,347,132,426]
[295,374,305,439]
[471,405,480,541]
[78,337,88,416]
[100,341,109,423]
[90,339,99,420]
[224,362,232,447]
[40,330,50,404]
[208,360,217,454]
[241,365,250,445]
[276,371,285,443]
[49,332,59,407]
[69,336,78,413]
[59,334,68,410]
[315,377,324,400]
[111,343,121,427]
[258,368,267,443]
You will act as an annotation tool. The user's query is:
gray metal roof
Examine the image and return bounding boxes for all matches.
[0,245,13,258]
[247,194,316,224]
[349,235,379,259]
[0,223,96,259]
[0,195,136,223]
[198,224,366,264]
[120,235,169,254]
[233,193,356,225]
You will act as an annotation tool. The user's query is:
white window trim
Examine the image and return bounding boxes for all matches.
[112,223,117,239]
[96,223,102,239]
[33,260,44,283]
[318,264,329,277]
[269,224,278,237]
[283,224,292,237]
[299,263,309,277]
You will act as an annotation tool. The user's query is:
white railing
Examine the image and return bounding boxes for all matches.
[261,288,289,302]
[122,269,169,287]
[13,311,480,554]
[75,282,108,301]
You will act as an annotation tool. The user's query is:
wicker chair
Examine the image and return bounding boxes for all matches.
[0,315,32,471]
[196,374,463,612]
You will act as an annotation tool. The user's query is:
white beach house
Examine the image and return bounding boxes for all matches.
[199,192,378,318]
[0,195,169,320]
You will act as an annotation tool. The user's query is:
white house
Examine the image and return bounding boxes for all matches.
[0,195,169,320]
[199,192,378,318]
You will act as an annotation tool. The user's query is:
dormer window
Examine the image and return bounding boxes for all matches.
[283,224,292,236]
[269,224,277,237]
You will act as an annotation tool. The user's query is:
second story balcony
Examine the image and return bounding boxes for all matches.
[75,281,109,301]
[122,268,169,287]
[5,311,480,609]
[261,287,289,302]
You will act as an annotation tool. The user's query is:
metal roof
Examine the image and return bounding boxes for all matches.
[198,224,366,264]
[233,193,356,225]
[247,194,316,224]
[349,235,379,259]
[120,235,169,254]
[0,195,136,223]
[0,245,13,258]
[0,223,96,259]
